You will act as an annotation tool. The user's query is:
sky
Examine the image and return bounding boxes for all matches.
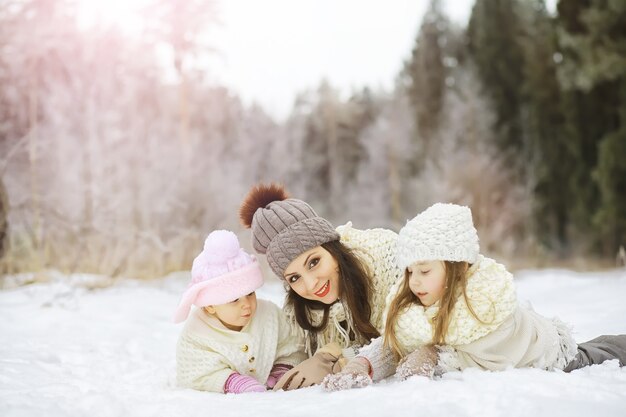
[207,0,475,120]
[1,268,625,417]
[77,0,475,121]
[76,0,557,121]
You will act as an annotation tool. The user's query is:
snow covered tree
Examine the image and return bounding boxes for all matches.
[0,176,7,260]
[401,0,450,172]
[289,81,371,220]
[416,64,531,258]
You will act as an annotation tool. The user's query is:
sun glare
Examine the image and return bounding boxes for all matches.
[76,0,149,35]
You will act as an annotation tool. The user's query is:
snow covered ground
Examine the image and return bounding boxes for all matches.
[1,268,626,417]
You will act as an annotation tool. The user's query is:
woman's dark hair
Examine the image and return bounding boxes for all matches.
[285,240,380,344]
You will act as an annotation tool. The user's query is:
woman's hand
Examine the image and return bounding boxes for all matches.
[273,343,345,391]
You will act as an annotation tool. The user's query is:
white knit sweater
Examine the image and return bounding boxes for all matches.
[383,255,577,373]
[176,299,307,392]
[284,222,403,356]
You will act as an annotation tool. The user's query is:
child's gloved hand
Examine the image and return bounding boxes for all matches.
[223,372,266,394]
[273,342,345,391]
[321,357,372,392]
[265,364,292,389]
[394,345,439,380]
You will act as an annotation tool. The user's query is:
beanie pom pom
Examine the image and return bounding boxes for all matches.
[239,183,289,228]
[203,230,241,263]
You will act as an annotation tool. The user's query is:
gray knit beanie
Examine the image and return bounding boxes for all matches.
[240,184,340,277]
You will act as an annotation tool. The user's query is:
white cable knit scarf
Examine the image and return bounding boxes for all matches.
[284,300,361,355]
[388,255,518,353]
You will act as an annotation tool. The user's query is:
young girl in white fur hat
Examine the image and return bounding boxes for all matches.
[174,230,306,393]
[323,203,626,390]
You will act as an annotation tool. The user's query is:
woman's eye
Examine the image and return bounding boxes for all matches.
[247,292,254,297]
[231,298,239,303]
[308,258,319,269]
[421,270,431,275]
[288,275,300,284]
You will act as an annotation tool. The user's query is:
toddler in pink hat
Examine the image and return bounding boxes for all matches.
[174,230,306,393]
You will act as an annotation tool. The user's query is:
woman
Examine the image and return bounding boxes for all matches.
[239,183,403,390]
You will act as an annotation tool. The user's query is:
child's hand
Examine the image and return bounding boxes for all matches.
[394,345,438,380]
[266,364,292,389]
[321,357,372,392]
[223,372,266,394]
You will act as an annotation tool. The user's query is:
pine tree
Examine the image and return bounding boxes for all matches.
[467,0,526,163]
[520,0,572,252]
[594,87,626,254]
[405,1,445,143]
[402,0,448,171]
[297,82,336,211]
[556,0,626,254]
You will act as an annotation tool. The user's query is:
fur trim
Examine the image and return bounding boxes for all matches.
[239,183,289,228]
[435,345,462,374]
[551,316,578,370]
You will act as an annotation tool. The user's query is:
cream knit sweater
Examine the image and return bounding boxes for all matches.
[176,299,307,392]
[436,305,578,372]
[284,222,403,356]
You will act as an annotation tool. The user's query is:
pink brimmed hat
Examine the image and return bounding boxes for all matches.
[173,230,264,323]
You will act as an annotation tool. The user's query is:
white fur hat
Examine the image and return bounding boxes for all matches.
[396,203,479,270]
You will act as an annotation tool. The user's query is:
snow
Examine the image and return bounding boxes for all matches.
[1,268,626,417]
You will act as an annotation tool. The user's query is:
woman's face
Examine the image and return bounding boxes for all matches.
[283,246,341,304]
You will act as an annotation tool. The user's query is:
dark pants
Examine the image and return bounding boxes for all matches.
[563,334,626,372]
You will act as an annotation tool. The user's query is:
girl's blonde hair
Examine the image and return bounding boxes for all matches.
[384,261,480,360]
